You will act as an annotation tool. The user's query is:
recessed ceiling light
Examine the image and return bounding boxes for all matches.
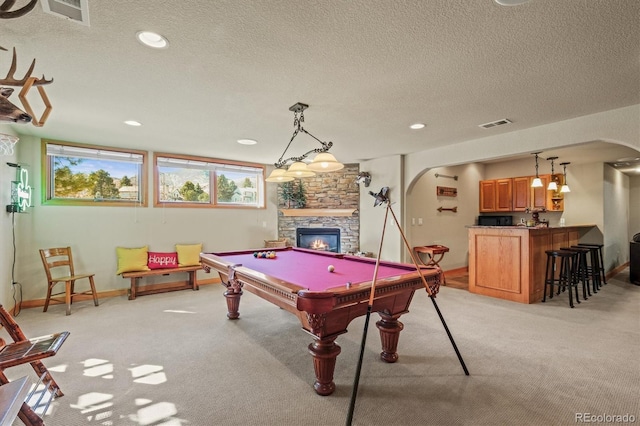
[410,123,425,130]
[237,139,257,145]
[124,120,142,126]
[136,31,169,49]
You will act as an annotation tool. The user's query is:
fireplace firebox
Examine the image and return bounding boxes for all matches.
[297,228,341,253]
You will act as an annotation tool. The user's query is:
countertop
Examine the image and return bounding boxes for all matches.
[467,224,596,229]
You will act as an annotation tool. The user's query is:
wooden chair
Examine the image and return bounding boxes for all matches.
[0,304,70,426]
[39,247,99,316]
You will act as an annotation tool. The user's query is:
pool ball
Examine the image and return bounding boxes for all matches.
[328,265,335,272]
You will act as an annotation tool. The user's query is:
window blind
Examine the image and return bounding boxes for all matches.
[47,144,144,164]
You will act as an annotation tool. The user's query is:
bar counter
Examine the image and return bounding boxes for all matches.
[467,225,596,303]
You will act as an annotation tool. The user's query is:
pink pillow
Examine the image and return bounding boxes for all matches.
[147,252,178,270]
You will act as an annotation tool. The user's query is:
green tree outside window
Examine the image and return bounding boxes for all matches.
[217,174,238,202]
[180,181,208,202]
[89,170,120,199]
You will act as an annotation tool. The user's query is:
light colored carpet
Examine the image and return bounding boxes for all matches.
[4,270,639,426]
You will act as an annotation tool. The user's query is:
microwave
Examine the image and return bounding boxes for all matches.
[478,215,513,226]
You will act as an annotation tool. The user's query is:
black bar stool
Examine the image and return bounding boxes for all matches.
[561,246,591,300]
[574,244,602,293]
[543,249,580,308]
[577,243,607,286]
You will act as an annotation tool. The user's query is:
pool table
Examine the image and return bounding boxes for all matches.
[200,247,443,395]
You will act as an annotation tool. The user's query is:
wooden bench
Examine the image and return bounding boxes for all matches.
[122,266,201,300]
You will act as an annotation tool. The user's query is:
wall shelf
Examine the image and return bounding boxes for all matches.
[279,208,357,217]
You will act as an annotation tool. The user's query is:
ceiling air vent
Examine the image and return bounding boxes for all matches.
[478,118,512,129]
[42,0,89,26]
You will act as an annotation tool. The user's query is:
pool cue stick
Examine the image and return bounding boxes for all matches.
[428,293,469,375]
[346,203,390,426]
[386,204,470,376]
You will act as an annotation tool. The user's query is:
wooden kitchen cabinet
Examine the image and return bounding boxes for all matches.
[479,180,497,212]
[480,174,564,212]
[495,178,512,211]
[531,174,549,210]
[479,179,512,212]
[512,177,530,211]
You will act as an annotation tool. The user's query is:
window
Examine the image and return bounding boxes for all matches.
[42,140,147,206]
[154,153,265,208]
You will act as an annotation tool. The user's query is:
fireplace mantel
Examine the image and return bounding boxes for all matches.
[279,208,357,217]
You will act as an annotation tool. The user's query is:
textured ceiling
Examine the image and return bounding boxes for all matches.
[1,0,639,172]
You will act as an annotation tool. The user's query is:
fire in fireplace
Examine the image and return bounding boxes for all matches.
[297,228,341,253]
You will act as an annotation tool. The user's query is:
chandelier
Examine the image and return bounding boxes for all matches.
[266,102,344,182]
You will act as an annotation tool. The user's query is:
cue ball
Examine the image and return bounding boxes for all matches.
[328,265,335,272]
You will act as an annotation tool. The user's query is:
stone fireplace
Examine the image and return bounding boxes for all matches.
[277,164,360,254]
[297,228,341,252]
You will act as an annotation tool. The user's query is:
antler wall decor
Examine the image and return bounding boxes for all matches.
[0,45,54,126]
[0,0,38,19]
[0,86,30,123]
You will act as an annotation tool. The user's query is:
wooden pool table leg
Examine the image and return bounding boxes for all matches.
[376,312,404,363]
[307,337,341,396]
[223,280,243,320]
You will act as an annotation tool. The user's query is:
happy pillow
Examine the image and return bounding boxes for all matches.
[176,243,202,267]
[148,252,178,270]
[116,246,150,275]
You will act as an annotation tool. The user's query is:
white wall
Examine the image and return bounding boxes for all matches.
[603,164,630,270]
[565,162,605,243]
[11,134,279,302]
[358,155,403,262]
[406,163,483,270]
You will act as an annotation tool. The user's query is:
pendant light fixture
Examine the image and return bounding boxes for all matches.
[265,102,344,182]
[306,152,344,172]
[546,156,558,191]
[560,162,571,193]
[284,161,316,178]
[265,167,294,182]
[531,152,543,188]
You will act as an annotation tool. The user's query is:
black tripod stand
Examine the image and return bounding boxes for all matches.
[346,187,469,426]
